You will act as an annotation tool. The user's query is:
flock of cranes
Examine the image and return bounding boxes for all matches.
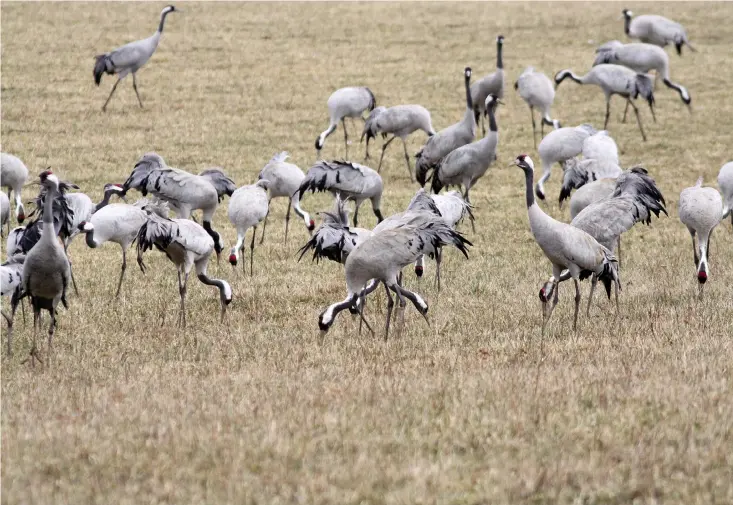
[2,5,732,365]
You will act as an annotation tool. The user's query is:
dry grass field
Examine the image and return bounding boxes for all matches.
[2,2,733,503]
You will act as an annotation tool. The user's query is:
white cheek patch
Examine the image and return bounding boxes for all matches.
[321,306,335,324]
[83,223,95,232]
[681,87,690,101]
[414,293,428,311]
[222,281,233,300]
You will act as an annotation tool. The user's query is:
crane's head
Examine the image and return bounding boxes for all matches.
[621,9,633,20]
[496,35,505,45]
[303,212,316,233]
[78,221,95,233]
[464,67,472,80]
[484,94,503,113]
[39,169,59,189]
[512,154,535,172]
[162,5,179,14]
[228,246,239,267]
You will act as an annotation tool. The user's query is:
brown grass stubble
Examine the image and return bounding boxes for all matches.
[2,2,732,504]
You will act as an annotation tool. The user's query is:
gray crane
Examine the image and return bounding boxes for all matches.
[257,152,315,244]
[315,87,377,158]
[416,67,476,186]
[535,123,597,201]
[122,152,232,260]
[558,157,622,207]
[227,180,269,275]
[1,152,28,231]
[514,66,561,148]
[361,104,436,180]
[719,162,733,227]
[94,5,180,111]
[582,130,619,164]
[78,198,168,298]
[555,64,655,141]
[678,177,724,290]
[17,171,71,365]
[471,36,505,136]
[298,160,384,227]
[541,167,667,314]
[594,41,691,112]
[430,94,501,223]
[512,155,620,334]
[137,210,232,328]
[317,211,471,340]
[621,9,695,55]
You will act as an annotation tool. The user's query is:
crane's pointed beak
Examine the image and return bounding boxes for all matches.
[422,313,431,327]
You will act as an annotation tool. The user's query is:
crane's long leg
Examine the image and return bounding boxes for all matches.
[463,189,476,233]
[687,228,698,265]
[400,137,414,182]
[586,276,597,316]
[434,248,442,292]
[531,106,538,148]
[377,136,396,173]
[115,247,127,299]
[342,119,349,158]
[284,199,292,245]
[132,73,143,108]
[102,78,122,112]
[617,236,622,268]
[572,278,581,332]
[627,99,647,142]
[250,226,257,277]
[64,243,80,296]
[391,284,407,338]
[604,97,612,130]
[542,271,561,336]
[622,100,629,123]
[383,282,395,341]
[177,270,190,328]
[47,308,56,367]
[259,201,270,245]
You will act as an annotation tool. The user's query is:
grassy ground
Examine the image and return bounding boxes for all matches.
[2,2,733,504]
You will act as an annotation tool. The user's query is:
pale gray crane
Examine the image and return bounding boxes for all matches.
[678,177,724,289]
[582,130,619,164]
[1,152,28,231]
[416,67,476,186]
[0,192,9,234]
[227,180,269,275]
[555,64,655,141]
[431,95,501,220]
[298,160,384,227]
[78,198,168,298]
[361,104,436,180]
[541,167,667,314]
[257,152,315,244]
[19,171,71,365]
[718,162,733,227]
[94,5,180,111]
[594,41,691,112]
[558,157,622,207]
[122,152,229,260]
[512,155,620,334]
[471,36,505,136]
[298,195,373,265]
[514,66,561,147]
[1,253,25,355]
[621,9,695,55]
[317,212,471,340]
[137,211,232,328]
[315,87,377,158]
[535,123,597,200]
[569,178,617,219]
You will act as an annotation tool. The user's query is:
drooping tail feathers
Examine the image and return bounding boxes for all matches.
[634,74,655,108]
[364,87,377,112]
[93,54,114,86]
[415,220,472,259]
[598,249,621,299]
[360,106,385,144]
[136,213,179,271]
[415,150,436,187]
[297,200,360,265]
[123,153,167,194]
[407,188,442,216]
[614,166,666,208]
[198,168,236,201]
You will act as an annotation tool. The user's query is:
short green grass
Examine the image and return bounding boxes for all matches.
[2,2,732,504]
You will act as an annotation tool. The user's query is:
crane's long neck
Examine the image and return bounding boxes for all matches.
[623,15,631,35]
[93,189,116,213]
[41,184,57,244]
[487,104,498,135]
[198,274,231,303]
[158,10,171,33]
[523,168,535,209]
[464,74,473,111]
[496,41,503,70]
[561,71,585,85]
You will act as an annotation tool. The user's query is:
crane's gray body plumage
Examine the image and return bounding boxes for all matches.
[470,36,505,135]
[0,192,9,233]
[298,160,384,227]
[137,211,232,326]
[1,152,28,227]
[94,5,179,111]
[622,10,695,55]
[582,130,619,164]
[316,87,376,156]
[227,180,269,273]
[258,152,314,241]
[717,162,733,225]
[678,178,724,285]
[535,123,597,200]
[361,104,435,180]
[594,41,691,107]
[569,178,617,220]
[555,64,655,141]
[416,68,476,186]
[559,157,622,205]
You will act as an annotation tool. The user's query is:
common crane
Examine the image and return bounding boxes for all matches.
[315,87,376,158]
